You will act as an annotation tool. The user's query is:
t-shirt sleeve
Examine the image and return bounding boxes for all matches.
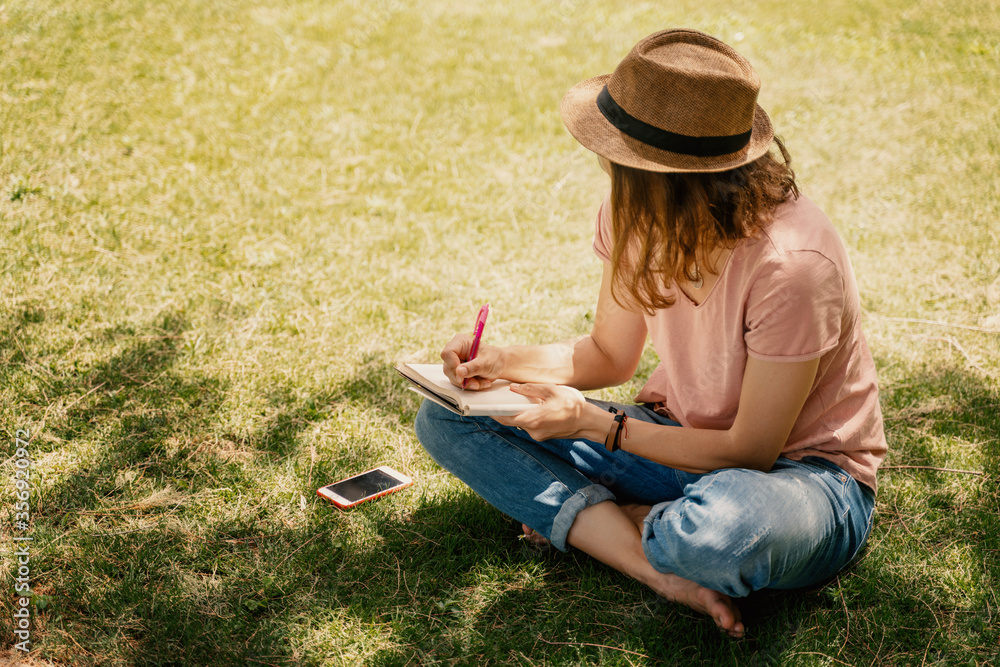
[591,190,613,264]
[744,250,845,361]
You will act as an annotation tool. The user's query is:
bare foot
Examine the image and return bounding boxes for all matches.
[646,571,744,638]
[520,524,550,547]
[565,501,745,638]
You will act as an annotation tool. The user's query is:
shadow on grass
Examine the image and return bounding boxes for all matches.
[2,322,433,664]
[330,361,1000,665]
[0,310,256,663]
[851,364,1000,664]
[254,351,413,464]
[5,306,997,665]
[333,489,826,666]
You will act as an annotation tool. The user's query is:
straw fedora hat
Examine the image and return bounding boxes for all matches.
[561,29,774,173]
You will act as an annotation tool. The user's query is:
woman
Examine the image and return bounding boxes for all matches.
[415,29,886,638]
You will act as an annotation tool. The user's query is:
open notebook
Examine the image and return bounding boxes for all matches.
[395,364,536,416]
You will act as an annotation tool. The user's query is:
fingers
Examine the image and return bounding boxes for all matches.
[508,382,551,398]
[441,335,502,390]
[441,334,473,386]
[456,355,496,390]
[458,357,489,381]
[441,334,471,365]
[460,374,493,391]
[492,384,559,438]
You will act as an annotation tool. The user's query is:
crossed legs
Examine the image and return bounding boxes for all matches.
[415,400,873,638]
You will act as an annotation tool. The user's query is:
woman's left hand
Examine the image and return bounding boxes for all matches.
[494,383,606,442]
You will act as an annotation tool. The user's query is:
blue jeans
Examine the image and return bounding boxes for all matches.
[415,399,875,598]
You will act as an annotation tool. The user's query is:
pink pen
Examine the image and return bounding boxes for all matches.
[462,303,490,388]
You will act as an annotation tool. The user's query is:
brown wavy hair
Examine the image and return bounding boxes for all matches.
[609,138,799,313]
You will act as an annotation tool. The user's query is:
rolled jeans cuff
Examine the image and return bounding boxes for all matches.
[640,499,675,571]
[550,483,616,552]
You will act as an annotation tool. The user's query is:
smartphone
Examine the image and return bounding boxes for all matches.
[317,466,413,509]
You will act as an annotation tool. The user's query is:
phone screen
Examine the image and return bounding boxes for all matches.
[326,469,406,503]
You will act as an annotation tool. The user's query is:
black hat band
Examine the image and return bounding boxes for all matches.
[597,86,753,158]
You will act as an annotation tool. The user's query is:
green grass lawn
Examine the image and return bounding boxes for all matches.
[2,0,998,664]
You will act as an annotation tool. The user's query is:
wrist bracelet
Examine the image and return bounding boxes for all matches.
[604,408,628,452]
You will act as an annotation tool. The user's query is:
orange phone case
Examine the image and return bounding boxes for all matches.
[316,466,413,509]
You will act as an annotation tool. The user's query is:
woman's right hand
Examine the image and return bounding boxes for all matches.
[441,334,506,390]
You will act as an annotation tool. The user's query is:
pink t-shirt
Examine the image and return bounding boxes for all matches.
[593,191,886,492]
